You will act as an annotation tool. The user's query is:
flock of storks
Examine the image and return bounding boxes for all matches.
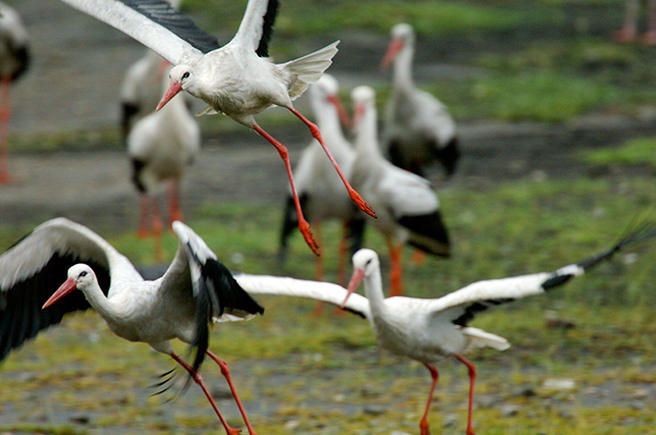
[1,1,655,435]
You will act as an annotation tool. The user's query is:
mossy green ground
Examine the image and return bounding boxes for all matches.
[2,169,656,434]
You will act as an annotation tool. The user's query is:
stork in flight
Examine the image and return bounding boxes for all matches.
[59,0,375,255]
[380,23,459,178]
[235,222,656,435]
[0,218,264,435]
[0,1,30,183]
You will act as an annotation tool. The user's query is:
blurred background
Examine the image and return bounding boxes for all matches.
[1,0,656,434]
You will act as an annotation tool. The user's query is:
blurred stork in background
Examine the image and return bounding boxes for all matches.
[380,23,459,178]
[349,86,450,297]
[278,74,365,293]
[0,1,29,183]
[127,64,201,262]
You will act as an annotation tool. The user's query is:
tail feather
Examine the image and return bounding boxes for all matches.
[282,41,340,100]
[462,326,510,352]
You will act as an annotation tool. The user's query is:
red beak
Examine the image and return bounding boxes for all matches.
[340,268,365,309]
[42,277,77,309]
[156,80,182,111]
[380,38,403,70]
[326,94,352,130]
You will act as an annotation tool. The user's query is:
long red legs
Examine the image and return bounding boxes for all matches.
[0,78,12,183]
[206,350,259,435]
[167,179,184,225]
[287,107,376,218]
[252,124,320,255]
[169,352,242,435]
[420,363,439,435]
[386,238,404,297]
[455,354,477,435]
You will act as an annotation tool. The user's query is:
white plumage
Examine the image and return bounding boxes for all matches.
[0,218,264,435]
[349,85,450,296]
[381,23,459,177]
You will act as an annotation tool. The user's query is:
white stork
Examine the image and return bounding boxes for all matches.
[127,63,201,262]
[235,222,656,435]
[380,23,459,178]
[349,85,450,296]
[0,1,29,183]
[59,0,375,255]
[278,74,364,288]
[0,218,264,435]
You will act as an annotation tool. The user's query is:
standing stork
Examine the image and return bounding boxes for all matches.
[235,222,656,435]
[0,218,264,435]
[128,63,201,262]
[59,0,375,255]
[380,23,459,178]
[349,85,450,296]
[278,74,364,288]
[0,1,29,183]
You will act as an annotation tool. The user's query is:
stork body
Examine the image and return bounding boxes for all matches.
[381,23,459,177]
[59,0,375,255]
[350,86,450,296]
[0,218,264,435]
[279,74,364,286]
[128,65,201,260]
[0,2,29,183]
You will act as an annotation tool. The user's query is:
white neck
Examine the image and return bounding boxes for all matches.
[363,270,387,318]
[393,42,415,91]
[79,283,124,322]
[355,104,382,160]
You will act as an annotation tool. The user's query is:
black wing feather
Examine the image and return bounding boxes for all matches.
[120,0,220,53]
[0,252,111,362]
[255,0,279,57]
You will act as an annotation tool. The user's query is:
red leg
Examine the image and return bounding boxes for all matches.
[0,79,12,183]
[615,0,639,43]
[455,354,477,435]
[252,124,320,255]
[386,238,404,297]
[287,107,376,218]
[167,179,184,225]
[206,350,258,435]
[169,352,241,435]
[420,363,439,435]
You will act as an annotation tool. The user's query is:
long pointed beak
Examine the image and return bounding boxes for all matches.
[340,268,365,309]
[380,38,403,70]
[326,95,352,130]
[156,80,182,111]
[42,277,77,309]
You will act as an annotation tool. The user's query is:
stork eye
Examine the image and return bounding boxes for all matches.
[182,72,190,79]
[79,271,88,277]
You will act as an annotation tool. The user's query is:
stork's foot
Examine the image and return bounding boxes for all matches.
[349,190,376,218]
[419,420,431,435]
[225,428,242,435]
[299,219,320,256]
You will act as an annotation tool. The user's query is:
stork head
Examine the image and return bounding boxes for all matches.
[340,249,379,308]
[157,65,195,110]
[350,85,375,129]
[309,74,351,129]
[381,23,415,70]
[42,264,96,308]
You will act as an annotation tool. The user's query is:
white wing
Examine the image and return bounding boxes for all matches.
[60,0,216,65]
[235,274,371,318]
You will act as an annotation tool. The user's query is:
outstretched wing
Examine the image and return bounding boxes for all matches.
[60,0,220,64]
[235,273,370,319]
[0,218,137,362]
[232,0,279,57]
[426,220,656,326]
